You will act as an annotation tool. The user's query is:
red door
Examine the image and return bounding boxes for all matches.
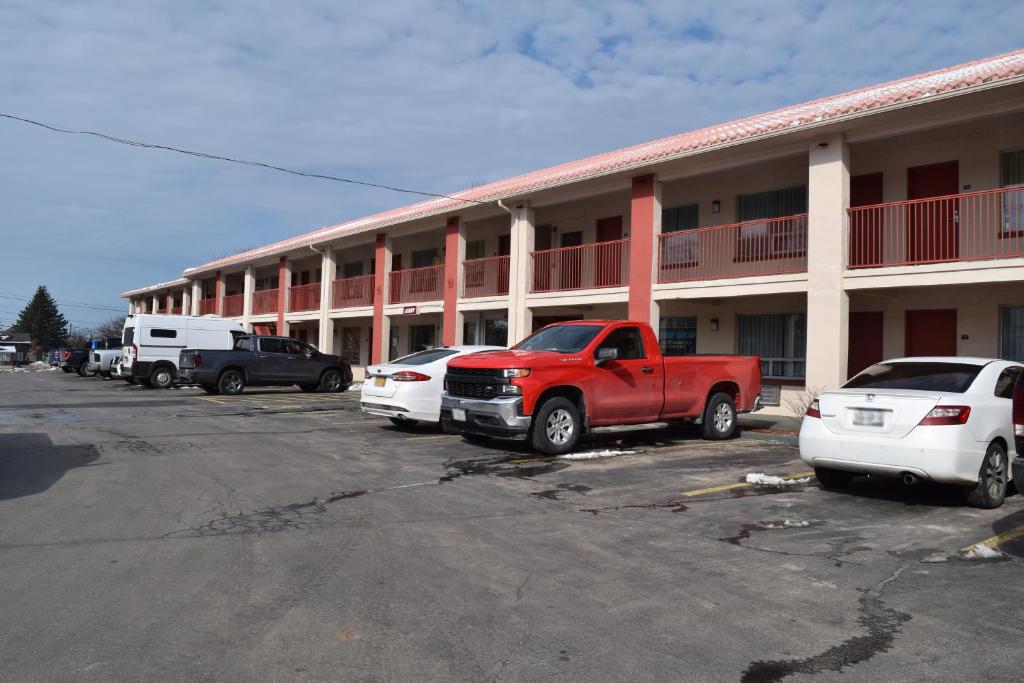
[559,230,583,290]
[905,309,957,357]
[588,325,662,424]
[848,311,884,378]
[907,161,959,263]
[849,173,883,267]
[594,216,623,287]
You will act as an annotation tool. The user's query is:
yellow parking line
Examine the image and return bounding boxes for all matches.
[960,524,1024,553]
[681,471,815,497]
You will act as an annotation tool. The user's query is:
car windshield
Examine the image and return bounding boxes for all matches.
[391,349,458,366]
[844,362,984,393]
[515,325,603,353]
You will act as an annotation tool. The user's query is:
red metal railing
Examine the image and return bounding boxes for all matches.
[389,265,444,304]
[847,186,1024,269]
[657,214,808,284]
[288,283,321,312]
[462,255,510,298]
[252,289,279,315]
[222,294,243,317]
[531,240,629,293]
[332,274,374,308]
[170,307,182,315]
[198,298,217,315]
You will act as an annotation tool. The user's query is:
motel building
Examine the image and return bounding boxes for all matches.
[121,50,1024,415]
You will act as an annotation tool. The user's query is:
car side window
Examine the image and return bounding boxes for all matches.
[284,339,310,355]
[259,338,285,354]
[596,327,646,361]
[234,337,254,352]
[994,366,1022,399]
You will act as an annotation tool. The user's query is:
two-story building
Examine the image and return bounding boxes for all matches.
[121,50,1024,414]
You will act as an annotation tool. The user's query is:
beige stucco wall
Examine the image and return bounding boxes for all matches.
[534,191,631,246]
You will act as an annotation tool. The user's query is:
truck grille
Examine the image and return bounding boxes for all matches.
[445,368,505,400]
[446,379,498,399]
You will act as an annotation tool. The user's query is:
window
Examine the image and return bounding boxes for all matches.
[151,329,177,339]
[1002,150,1024,236]
[465,240,486,260]
[1000,305,1024,362]
[845,362,982,394]
[516,324,603,353]
[661,204,699,268]
[484,318,508,347]
[994,366,1022,399]
[409,325,435,353]
[737,313,806,379]
[341,327,361,364]
[660,317,697,356]
[412,248,438,268]
[389,328,400,361]
[464,240,488,289]
[234,337,254,351]
[410,248,440,293]
[736,186,807,261]
[343,261,364,278]
[597,327,646,361]
[259,338,286,354]
[122,328,135,345]
[283,339,311,355]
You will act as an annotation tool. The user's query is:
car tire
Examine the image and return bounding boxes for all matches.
[200,384,219,394]
[389,417,419,428]
[530,396,581,455]
[701,392,737,440]
[965,441,1009,509]
[218,369,246,395]
[149,365,175,389]
[319,369,345,393]
[815,466,854,490]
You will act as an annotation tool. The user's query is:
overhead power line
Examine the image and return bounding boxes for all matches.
[0,292,125,312]
[0,112,491,206]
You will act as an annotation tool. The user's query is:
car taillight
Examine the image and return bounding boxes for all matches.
[392,371,430,382]
[918,406,971,426]
[1013,378,1024,437]
[131,344,138,361]
[805,399,821,418]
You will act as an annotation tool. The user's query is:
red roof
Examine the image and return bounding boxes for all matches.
[183,49,1024,276]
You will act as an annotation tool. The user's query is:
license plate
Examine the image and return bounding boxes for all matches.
[374,376,386,387]
[452,408,467,422]
[852,408,885,427]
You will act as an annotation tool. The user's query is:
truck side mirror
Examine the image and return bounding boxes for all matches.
[595,347,618,366]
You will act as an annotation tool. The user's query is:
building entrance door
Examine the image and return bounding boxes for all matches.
[905,309,957,357]
[907,161,959,263]
[848,311,883,378]
[595,215,623,287]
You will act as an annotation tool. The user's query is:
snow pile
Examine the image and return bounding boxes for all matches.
[348,382,363,391]
[28,361,50,371]
[763,520,811,529]
[560,449,635,461]
[745,473,812,486]
[962,543,1005,560]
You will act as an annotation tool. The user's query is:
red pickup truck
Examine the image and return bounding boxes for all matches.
[440,320,762,454]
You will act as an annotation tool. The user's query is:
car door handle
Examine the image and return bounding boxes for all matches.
[641,366,654,374]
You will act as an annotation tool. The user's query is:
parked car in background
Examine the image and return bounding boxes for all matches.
[1011,373,1024,492]
[440,320,762,454]
[85,337,123,378]
[800,357,1021,509]
[120,314,244,388]
[361,346,503,426]
[178,335,352,395]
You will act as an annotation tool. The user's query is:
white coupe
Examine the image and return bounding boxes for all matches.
[361,346,503,426]
[800,357,1022,508]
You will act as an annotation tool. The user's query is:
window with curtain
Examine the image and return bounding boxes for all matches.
[659,316,697,356]
[661,204,700,269]
[736,186,808,261]
[1000,305,1024,362]
[737,312,806,379]
[1002,150,1024,235]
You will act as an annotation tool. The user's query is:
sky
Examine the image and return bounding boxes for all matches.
[1,0,1022,330]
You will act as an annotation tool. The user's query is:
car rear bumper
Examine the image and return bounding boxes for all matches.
[799,417,985,485]
[361,401,438,423]
[439,395,531,439]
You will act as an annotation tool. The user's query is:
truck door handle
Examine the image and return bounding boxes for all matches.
[641,366,654,374]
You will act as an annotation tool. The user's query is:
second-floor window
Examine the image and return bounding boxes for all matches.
[661,204,699,269]
[736,186,807,261]
[1002,150,1024,236]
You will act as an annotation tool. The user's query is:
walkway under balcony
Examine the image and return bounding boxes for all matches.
[530,240,629,293]
[462,256,509,298]
[657,214,808,284]
[389,265,443,304]
[252,289,279,315]
[332,274,374,309]
[288,283,320,312]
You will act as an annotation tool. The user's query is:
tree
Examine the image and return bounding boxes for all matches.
[89,316,126,341]
[12,286,69,352]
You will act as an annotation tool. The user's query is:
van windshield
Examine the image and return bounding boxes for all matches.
[515,325,603,353]
[122,328,134,346]
[844,362,983,394]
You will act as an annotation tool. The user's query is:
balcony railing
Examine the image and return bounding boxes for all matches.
[198,298,217,315]
[389,265,444,304]
[289,283,321,312]
[252,289,279,315]
[222,294,244,317]
[657,214,808,284]
[462,256,510,298]
[332,274,374,308]
[170,307,182,315]
[531,240,629,293]
[847,186,1024,269]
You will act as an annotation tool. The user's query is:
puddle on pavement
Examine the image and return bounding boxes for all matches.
[441,454,570,482]
[720,519,824,546]
[530,483,592,501]
[580,500,688,515]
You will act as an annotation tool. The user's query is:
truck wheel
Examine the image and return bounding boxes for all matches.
[531,397,581,455]
[218,369,246,395]
[701,393,737,440]
[965,441,1008,509]
[150,365,175,389]
[319,369,346,393]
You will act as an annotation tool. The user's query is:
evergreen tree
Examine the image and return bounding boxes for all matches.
[12,286,69,352]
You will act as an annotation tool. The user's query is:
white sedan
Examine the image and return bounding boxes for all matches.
[800,357,1022,508]
[361,346,503,426]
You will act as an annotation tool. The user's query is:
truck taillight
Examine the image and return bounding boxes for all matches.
[392,371,430,382]
[1013,378,1024,436]
[918,406,971,426]
[193,353,201,368]
[131,344,138,361]
[61,350,71,361]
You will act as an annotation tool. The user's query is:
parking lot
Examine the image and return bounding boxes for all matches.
[2,371,1023,681]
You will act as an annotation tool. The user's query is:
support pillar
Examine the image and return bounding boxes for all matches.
[166,292,174,314]
[319,248,336,353]
[628,174,661,325]
[215,271,225,317]
[191,281,202,316]
[507,205,535,344]
[371,233,392,364]
[152,293,160,314]
[805,134,850,390]
[181,286,191,316]
[442,216,464,346]
[277,257,290,336]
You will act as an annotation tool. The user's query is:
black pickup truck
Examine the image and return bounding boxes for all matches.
[178,335,352,395]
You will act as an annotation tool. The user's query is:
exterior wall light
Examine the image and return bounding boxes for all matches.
[710,318,719,331]
[711,200,721,214]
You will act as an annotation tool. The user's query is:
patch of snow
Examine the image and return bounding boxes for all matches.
[745,473,812,486]
[560,449,635,461]
[763,520,811,529]
[348,382,363,391]
[962,543,1005,560]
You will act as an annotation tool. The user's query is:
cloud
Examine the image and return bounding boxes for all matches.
[0,0,1020,326]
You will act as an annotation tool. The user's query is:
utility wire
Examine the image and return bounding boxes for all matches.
[0,112,491,206]
[0,292,125,312]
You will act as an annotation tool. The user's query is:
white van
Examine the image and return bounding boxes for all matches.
[120,314,244,388]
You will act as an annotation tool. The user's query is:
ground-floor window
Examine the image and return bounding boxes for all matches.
[659,316,696,355]
[737,312,806,379]
[389,327,400,361]
[1000,306,1024,362]
[409,324,435,353]
[484,318,508,347]
[341,327,361,364]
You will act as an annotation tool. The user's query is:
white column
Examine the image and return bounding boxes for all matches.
[190,281,202,316]
[216,272,227,317]
[127,300,133,314]
[181,286,191,316]
[242,265,255,323]
[152,293,160,314]
[805,134,850,390]
[507,204,535,344]
[319,248,336,353]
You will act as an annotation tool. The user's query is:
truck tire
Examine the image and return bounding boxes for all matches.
[77,363,96,377]
[530,397,582,455]
[701,392,737,440]
[218,369,246,395]
[150,365,175,389]
[319,369,346,393]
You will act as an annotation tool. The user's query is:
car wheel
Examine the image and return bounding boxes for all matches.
[200,384,219,394]
[389,417,419,428]
[150,365,175,389]
[218,369,246,395]
[815,466,854,490]
[530,397,581,455]
[702,392,737,440]
[965,441,1009,509]
[319,369,344,393]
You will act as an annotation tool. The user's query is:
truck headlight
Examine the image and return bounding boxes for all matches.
[498,384,522,395]
[501,368,531,379]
